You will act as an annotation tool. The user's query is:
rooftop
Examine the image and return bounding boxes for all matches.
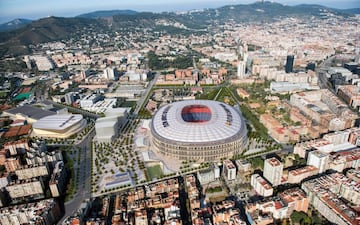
[4,105,56,120]
[266,157,281,167]
[151,100,246,143]
[289,165,318,176]
[33,114,83,131]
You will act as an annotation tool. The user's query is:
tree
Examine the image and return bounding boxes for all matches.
[290,211,311,225]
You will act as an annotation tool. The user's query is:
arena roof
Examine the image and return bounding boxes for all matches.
[33,114,84,131]
[5,105,56,120]
[151,100,245,143]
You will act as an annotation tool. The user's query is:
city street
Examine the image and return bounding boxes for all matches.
[134,72,160,115]
[58,128,95,224]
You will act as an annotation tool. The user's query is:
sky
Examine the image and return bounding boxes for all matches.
[0,0,359,23]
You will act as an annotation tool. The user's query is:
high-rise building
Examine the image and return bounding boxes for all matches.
[237,61,246,79]
[285,55,294,73]
[64,92,74,105]
[103,67,116,80]
[307,151,328,173]
[237,52,248,79]
[223,159,236,181]
[49,161,67,197]
[263,157,283,186]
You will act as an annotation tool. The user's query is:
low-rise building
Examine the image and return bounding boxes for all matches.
[212,200,246,225]
[197,163,220,185]
[186,175,200,210]
[0,174,10,189]
[79,94,102,108]
[302,174,359,225]
[15,164,49,180]
[3,158,21,172]
[288,165,319,184]
[6,178,45,202]
[245,205,274,225]
[0,198,61,225]
[245,188,309,223]
[3,139,30,155]
[235,159,252,176]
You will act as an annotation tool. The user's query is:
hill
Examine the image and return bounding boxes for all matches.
[0,19,32,32]
[341,8,360,14]
[0,2,358,58]
[77,10,138,18]
[0,17,104,57]
[171,2,353,25]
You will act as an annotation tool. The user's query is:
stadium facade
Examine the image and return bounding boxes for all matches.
[150,100,248,161]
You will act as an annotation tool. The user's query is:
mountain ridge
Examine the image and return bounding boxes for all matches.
[0,2,358,58]
[0,18,32,32]
[76,10,138,18]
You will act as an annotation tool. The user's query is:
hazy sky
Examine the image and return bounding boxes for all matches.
[0,0,359,23]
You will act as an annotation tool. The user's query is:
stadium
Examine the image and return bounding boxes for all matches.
[150,100,248,161]
[32,114,87,138]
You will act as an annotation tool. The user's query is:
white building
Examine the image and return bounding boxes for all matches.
[95,116,120,143]
[30,55,55,71]
[328,67,353,81]
[79,94,101,108]
[235,159,252,174]
[32,114,87,139]
[212,52,238,62]
[0,174,10,189]
[197,163,220,185]
[263,157,283,186]
[95,108,129,143]
[125,70,142,81]
[104,172,132,190]
[237,61,246,79]
[15,164,49,180]
[6,179,45,199]
[103,67,116,80]
[223,159,236,181]
[251,174,273,197]
[307,151,328,173]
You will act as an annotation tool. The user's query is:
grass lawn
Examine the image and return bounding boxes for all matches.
[147,165,163,180]
[120,101,136,107]
[197,87,220,100]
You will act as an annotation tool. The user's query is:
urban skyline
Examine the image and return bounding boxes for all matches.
[0,0,359,23]
[0,0,359,224]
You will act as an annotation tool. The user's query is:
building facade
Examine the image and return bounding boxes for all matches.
[151,100,248,161]
[263,158,283,186]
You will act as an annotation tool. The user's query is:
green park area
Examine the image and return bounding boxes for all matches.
[206,186,223,193]
[147,165,163,180]
[197,87,236,106]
